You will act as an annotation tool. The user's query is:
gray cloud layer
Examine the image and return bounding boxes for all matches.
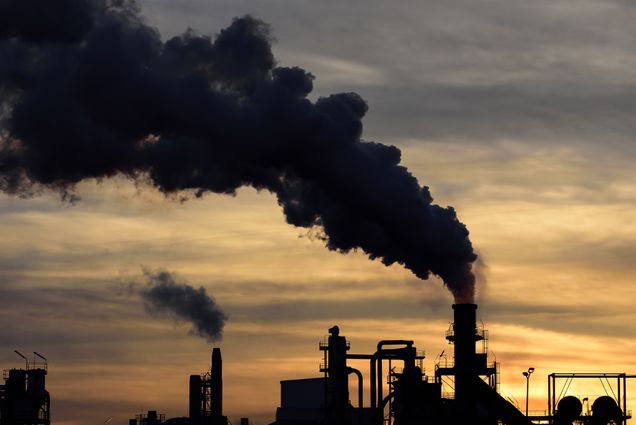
[137,0,636,148]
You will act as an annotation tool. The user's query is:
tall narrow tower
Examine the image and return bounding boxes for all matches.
[188,348,227,425]
[451,303,480,420]
[211,348,223,418]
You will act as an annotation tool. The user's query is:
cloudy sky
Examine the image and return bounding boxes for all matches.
[1,0,636,424]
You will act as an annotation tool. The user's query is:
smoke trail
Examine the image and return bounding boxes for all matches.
[138,270,227,341]
[0,0,477,301]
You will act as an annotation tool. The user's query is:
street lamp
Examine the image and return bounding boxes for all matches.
[14,350,28,369]
[522,367,535,417]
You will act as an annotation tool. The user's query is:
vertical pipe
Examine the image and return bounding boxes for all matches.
[347,367,363,409]
[370,357,376,411]
[388,358,392,425]
[525,375,530,416]
[624,376,627,425]
[547,374,551,419]
[551,375,555,419]
[619,375,625,425]
[377,357,383,419]
[324,347,328,407]
[617,376,620,424]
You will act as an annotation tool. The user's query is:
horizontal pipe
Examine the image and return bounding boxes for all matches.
[347,354,374,360]
[377,340,413,351]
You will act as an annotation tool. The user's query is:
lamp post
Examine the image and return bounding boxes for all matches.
[522,367,535,417]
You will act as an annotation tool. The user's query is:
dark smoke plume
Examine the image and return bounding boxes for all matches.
[138,270,227,341]
[0,0,477,301]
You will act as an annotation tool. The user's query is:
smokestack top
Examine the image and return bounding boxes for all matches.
[452,303,477,310]
[212,347,222,372]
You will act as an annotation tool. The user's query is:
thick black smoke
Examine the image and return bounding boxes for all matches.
[0,0,477,301]
[138,270,227,341]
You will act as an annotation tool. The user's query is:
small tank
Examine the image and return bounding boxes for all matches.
[554,396,582,425]
[591,396,622,425]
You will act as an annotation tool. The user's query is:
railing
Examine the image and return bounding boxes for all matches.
[445,325,487,340]
[445,325,453,339]
[435,358,454,368]
[434,358,499,370]
[29,359,47,372]
[423,375,437,383]
[318,338,350,349]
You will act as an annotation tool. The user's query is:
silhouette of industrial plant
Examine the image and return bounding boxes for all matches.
[1,304,632,425]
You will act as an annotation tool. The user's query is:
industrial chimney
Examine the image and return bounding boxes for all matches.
[211,347,223,418]
[450,303,480,419]
[188,348,227,425]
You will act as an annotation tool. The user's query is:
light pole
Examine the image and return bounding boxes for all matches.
[522,367,535,417]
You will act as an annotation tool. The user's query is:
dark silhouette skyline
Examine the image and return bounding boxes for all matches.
[1,0,635,424]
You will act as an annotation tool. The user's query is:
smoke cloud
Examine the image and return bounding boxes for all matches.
[0,0,476,300]
[137,270,227,341]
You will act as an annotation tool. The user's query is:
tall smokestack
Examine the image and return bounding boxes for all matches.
[211,347,223,416]
[452,303,478,419]
[189,374,203,425]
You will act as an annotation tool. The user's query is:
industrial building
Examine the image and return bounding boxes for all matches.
[0,351,50,425]
[188,348,228,425]
[3,303,634,425]
[270,304,634,425]
[128,348,228,425]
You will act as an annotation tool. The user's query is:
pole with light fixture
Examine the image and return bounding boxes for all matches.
[14,350,28,369]
[522,367,535,416]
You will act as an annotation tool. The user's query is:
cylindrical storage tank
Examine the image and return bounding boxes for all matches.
[555,396,582,425]
[591,396,621,425]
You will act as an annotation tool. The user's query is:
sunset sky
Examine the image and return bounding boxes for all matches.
[2,0,636,424]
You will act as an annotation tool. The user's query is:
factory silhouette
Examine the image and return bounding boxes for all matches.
[2,303,632,425]
[0,1,632,425]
